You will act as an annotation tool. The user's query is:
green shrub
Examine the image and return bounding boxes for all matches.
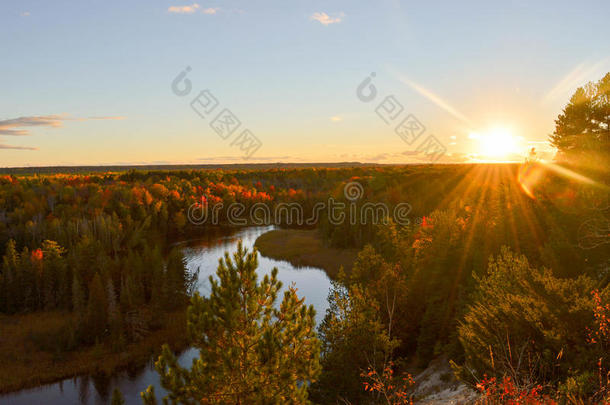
[458,247,601,387]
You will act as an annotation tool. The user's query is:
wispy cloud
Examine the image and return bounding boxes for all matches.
[0,115,125,136]
[0,115,65,136]
[167,4,219,15]
[0,115,125,150]
[310,12,344,25]
[168,3,200,14]
[330,116,342,122]
[82,116,126,121]
[0,144,37,151]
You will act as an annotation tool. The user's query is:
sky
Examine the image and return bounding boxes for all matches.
[1,0,610,167]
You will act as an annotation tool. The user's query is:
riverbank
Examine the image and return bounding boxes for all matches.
[254,229,358,279]
[0,309,188,394]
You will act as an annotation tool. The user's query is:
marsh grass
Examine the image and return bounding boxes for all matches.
[0,309,188,394]
[254,229,358,278]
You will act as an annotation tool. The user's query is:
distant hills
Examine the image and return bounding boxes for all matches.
[0,162,376,175]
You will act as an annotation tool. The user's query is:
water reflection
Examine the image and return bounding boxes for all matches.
[0,226,332,405]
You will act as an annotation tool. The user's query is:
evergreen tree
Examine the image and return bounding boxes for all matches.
[163,248,196,309]
[72,273,85,314]
[312,282,398,404]
[0,239,19,313]
[141,242,320,405]
[123,251,145,308]
[19,246,37,311]
[119,275,131,311]
[111,388,126,405]
[41,240,66,310]
[145,245,164,305]
[105,276,124,348]
[550,72,610,168]
[84,273,108,342]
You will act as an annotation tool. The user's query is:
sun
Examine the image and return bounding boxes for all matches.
[469,127,520,159]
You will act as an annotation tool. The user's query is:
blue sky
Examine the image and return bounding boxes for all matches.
[1,0,609,166]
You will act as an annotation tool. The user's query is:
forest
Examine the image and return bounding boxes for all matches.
[1,74,609,404]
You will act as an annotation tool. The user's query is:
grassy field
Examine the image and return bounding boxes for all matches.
[254,229,358,279]
[0,309,188,394]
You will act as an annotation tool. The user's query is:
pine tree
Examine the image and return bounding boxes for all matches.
[123,251,145,308]
[144,245,164,305]
[41,240,66,310]
[119,275,131,311]
[84,272,108,343]
[105,276,125,349]
[1,240,19,313]
[313,282,398,404]
[106,276,118,323]
[111,388,125,405]
[18,247,37,311]
[163,248,196,309]
[72,273,85,314]
[550,72,610,170]
[141,242,321,404]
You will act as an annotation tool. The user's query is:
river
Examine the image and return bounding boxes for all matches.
[0,226,332,405]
